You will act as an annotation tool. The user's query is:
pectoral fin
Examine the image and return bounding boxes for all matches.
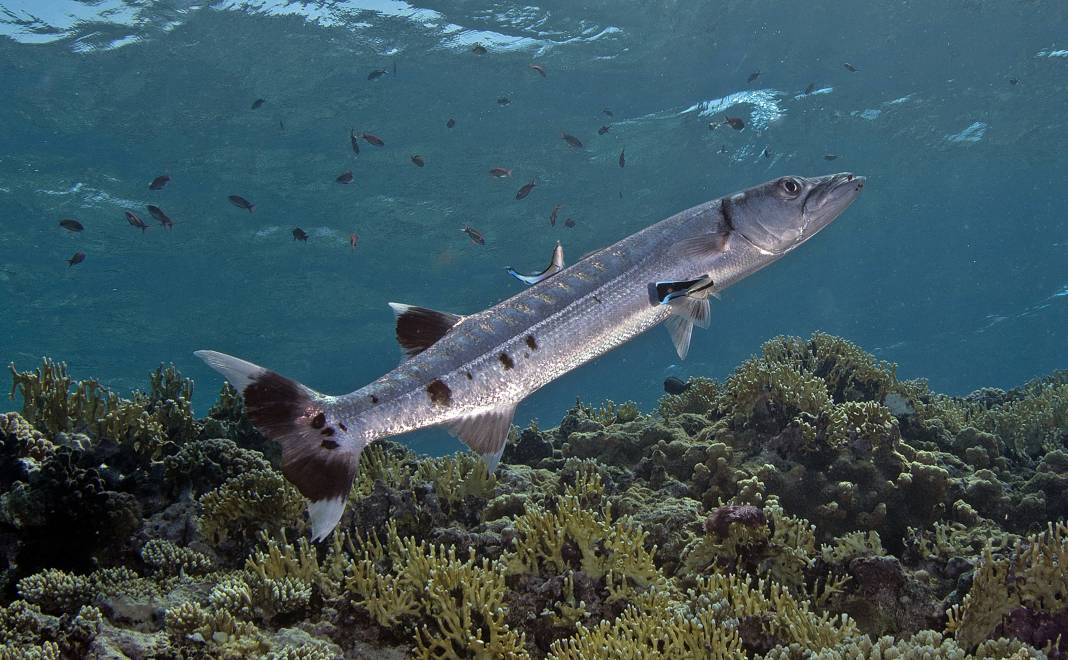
[388,303,464,359]
[444,403,517,472]
[654,275,716,360]
[673,232,731,260]
[507,241,564,285]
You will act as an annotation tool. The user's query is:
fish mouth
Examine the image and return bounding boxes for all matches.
[801,172,865,239]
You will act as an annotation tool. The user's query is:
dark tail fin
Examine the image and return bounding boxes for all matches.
[194,350,362,541]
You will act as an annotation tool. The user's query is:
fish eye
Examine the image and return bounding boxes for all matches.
[779,177,802,197]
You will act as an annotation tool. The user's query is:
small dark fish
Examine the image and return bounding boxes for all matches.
[228,195,254,212]
[252,98,266,109]
[393,60,397,76]
[619,148,625,168]
[337,171,354,184]
[598,125,610,135]
[747,71,761,83]
[446,118,456,128]
[125,210,148,232]
[724,115,745,130]
[803,82,816,94]
[147,205,174,229]
[350,233,359,250]
[823,154,839,161]
[602,109,614,117]
[564,218,575,228]
[350,129,360,154]
[279,120,285,131]
[411,155,425,167]
[515,178,536,200]
[561,132,583,148]
[761,146,771,159]
[843,62,858,72]
[67,251,85,267]
[1009,78,1019,86]
[461,225,485,245]
[361,132,384,146]
[489,167,512,178]
[472,44,487,55]
[59,219,83,232]
[663,376,692,395]
[497,97,511,106]
[149,175,170,190]
[549,204,562,226]
[618,190,623,199]
[293,228,308,241]
[529,63,546,77]
[368,69,387,81]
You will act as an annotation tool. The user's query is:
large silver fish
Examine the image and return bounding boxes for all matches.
[196,173,865,539]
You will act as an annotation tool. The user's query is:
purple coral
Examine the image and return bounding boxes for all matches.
[703,504,767,538]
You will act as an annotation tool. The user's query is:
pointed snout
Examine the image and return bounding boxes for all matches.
[801,172,865,239]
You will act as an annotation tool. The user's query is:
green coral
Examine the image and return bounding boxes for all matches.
[141,539,213,577]
[199,468,305,545]
[343,522,528,657]
[8,358,200,460]
[413,451,497,509]
[947,520,1068,649]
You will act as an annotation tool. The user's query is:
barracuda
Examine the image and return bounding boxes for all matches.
[196,172,865,539]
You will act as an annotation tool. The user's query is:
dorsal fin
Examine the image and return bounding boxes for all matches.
[388,303,463,358]
[506,241,564,285]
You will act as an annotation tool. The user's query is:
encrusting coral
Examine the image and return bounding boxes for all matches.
[2,335,1066,658]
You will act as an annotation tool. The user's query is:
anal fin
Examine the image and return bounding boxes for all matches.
[444,403,517,472]
[389,303,464,359]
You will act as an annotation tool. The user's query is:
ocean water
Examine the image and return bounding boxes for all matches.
[2,0,1066,455]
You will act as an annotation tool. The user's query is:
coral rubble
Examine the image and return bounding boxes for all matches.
[2,336,1066,658]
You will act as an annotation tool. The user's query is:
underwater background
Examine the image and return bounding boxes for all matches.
[2,1,1068,658]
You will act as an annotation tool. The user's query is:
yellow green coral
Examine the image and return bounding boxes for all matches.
[947,520,1068,648]
[342,521,528,657]
[198,468,305,544]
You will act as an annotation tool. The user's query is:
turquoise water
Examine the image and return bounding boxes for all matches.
[2,1,1066,454]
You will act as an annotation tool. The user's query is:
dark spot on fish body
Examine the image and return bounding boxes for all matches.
[499,353,514,370]
[321,427,335,437]
[427,379,452,406]
[525,335,538,350]
[321,438,339,450]
[370,395,379,404]
[338,423,348,432]
[311,412,326,429]
[465,371,473,380]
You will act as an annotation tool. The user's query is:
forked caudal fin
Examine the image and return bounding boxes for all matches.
[194,350,365,542]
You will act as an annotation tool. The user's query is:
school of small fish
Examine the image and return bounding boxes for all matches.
[52,46,863,267]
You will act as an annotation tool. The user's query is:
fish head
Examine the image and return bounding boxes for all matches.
[727,173,864,255]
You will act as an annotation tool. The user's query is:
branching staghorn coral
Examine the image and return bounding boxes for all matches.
[141,539,213,577]
[946,520,1068,650]
[198,468,305,545]
[413,451,497,511]
[342,521,528,657]
[8,359,201,460]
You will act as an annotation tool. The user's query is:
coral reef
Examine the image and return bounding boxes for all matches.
[2,335,1066,657]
